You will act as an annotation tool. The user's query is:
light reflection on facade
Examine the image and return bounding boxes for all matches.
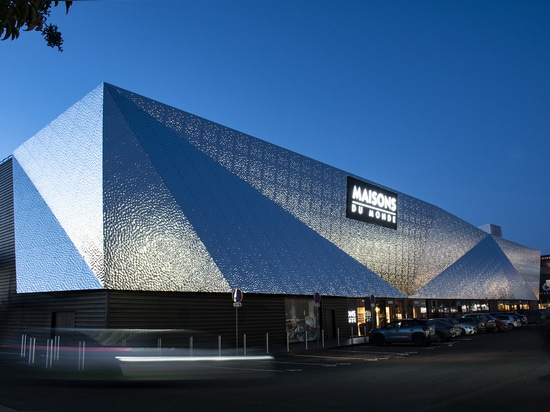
[9,83,539,302]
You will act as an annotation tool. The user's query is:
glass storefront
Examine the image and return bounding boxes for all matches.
[285,298,320,343]
[286,296,538,343]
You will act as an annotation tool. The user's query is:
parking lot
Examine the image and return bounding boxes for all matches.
[1,321,549,412]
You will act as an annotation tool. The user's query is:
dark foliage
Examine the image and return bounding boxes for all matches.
[0,1,72,51]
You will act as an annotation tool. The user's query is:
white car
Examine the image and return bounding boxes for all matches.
[494,314,522,330]
[457,321,477,335]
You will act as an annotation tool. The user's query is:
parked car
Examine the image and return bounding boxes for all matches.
[429,319,461,338]
[455,318,478,335]
[512,313,528,325]
[464,313,497,332]
[490,313,522,330]
[494,314,522,329]
[369,319,435,347]
[427,320,454,342]
[523,309,545,324]
[459,316,487,334]
[493,317,509,332]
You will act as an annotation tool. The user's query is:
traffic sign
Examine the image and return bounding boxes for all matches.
[314,291,321,306]
[232,288,243,304]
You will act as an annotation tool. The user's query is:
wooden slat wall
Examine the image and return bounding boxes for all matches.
[0,290,108,346]
[0,158,15,304]
[106,291,288,350]
[320,296,350,339]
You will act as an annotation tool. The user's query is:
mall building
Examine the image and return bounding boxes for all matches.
[0,84,541,349]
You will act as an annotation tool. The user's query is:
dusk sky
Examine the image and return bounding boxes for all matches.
[2,1,549,254]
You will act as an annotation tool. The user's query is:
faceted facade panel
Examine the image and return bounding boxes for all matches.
[410,236,535,300]
[8,83,540,300]
[102,90,229,292]
[13,87,104,292]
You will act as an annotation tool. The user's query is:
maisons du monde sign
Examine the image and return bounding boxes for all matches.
[346,176,398,230]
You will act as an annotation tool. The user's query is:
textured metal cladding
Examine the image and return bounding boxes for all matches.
[103,88,230,293]
[411,236,536,299]
[106,86,403,298]
[495,237,541,298]
[12,159,102,292]
[6,83,540,301]
[110,84,538,300]
[12,85,104,292]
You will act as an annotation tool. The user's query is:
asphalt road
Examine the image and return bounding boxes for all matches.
[1,324,549,412]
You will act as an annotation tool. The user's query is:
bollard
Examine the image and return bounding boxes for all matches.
[46,339,51,368]
[322,329,325,348]
[266,332,269,354]
[56,336,61,360]
[28,337,36,365]
[189,336,194,357]
[218,335,222,357]
[337,328,340,346]
[20,334,26,358]
[78,341,85,371]
[243,334,247,356]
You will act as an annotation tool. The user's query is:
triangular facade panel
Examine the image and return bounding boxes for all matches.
[411,236,537,300]
[103,89,230,292]
[106,85,404,297]
[13,160,102,292]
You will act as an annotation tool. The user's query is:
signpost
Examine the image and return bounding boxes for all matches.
[314,292,321,347]
[370,294,376,330]
[232,288,243,355]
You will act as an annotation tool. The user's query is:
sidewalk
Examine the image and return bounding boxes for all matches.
[284,335,369,354]
[1,334,370,367]
[0,336,372,411]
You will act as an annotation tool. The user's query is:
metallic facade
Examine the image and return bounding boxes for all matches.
[10,83,540,300]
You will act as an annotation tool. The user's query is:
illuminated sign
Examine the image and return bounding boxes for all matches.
[346,176,397,229]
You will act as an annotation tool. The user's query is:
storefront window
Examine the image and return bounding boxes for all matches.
[285,298,319,343]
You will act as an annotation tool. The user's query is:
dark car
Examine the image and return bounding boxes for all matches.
[428,319,460,340]
[493,317,509,332]
[523,310,545,324]
[369,319,435,347]
[512,313,528,325]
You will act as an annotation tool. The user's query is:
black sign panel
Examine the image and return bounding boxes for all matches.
[346,176,397,229]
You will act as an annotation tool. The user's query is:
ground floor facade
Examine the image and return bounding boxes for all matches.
[0,290,538,350]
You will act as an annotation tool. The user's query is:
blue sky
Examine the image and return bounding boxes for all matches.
[2,0,549,254]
